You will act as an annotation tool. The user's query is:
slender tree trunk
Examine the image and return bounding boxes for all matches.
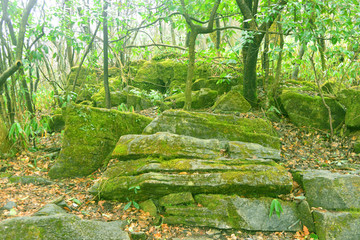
[64,0,74,68]
[318,37,326,71]
[262,32,269,87]
[19,68,34,114]
[170,19,176,46]
[291,43,305,80]
[243,39,261,106]
[103,0,111,109]
[271,20,284,99]
[184,31,197,110]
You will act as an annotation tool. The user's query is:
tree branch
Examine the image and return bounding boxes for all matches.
[0,60,22,87]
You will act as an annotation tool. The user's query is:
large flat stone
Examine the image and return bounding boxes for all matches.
[302,170,360,210]
[143,110,280,149]
[90,158,292,201]
[48,104,151,179]
[164,195,308,232]
[313,210,360,240]
[111,132,280,161]
[0,213,129,240]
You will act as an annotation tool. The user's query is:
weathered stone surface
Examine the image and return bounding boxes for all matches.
[313,210,360,240]
[112,132,223,160]
[212,90,251,113]
[165,88,218,109]
[302,170,360,210]
[280,91,345,130]
[164,195,306,232]
[90,157,291,201]
[66,66,101,103]
[9,175,54,185]
[134,60,187,93]
[143,110,280,149]
[228,141,280,160]
[48,104,152,179]
[159,192,195,206]
[338,88,360,129]
[0,214,130,240]
[32,204,67,216]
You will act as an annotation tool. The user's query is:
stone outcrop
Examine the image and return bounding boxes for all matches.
[48,104,152,179]
[0,211,129,240]
[212,90,251,113]
[338,87,360,129]
[90,131,289,202]
[280,91,345,130]
[143,110,280,149]
[164,195,307,232]
[301,170,360,210]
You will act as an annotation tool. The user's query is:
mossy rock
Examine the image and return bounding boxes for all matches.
[91,87,127,108]
[67,66,100,87]
[212,90,251,113]
[0,213,130,239]
[354,141,360,153]
[126,93,153,111]
[282,80,317,92]
[0,117,10,155]
[48,104,152,179]
[313,210,360,240]
[192,78,234,95]
[48,114,65,133]
[90,158,291,202]
[165,88,218,109]
[133,60,187,93]
[164,195,305,232]
[159,192,195,207]
[143,110,280,149]
[280,91,345,130]
[338,88,360,129]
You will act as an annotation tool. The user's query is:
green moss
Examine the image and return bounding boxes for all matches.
[0,117,10,154]
[48,104,152,179]
[280,90,345,130]
[165,88,218,109]
[212,90,251,113]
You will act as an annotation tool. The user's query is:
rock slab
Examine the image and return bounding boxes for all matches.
[48,104,151,179]
[0,214,130,240]
[143,110,280,149]
[302,170,360,210]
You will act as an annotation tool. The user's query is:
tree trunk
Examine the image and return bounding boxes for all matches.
[271,20,284,99]
[184,31,197,110]
[243,34,263,106]
[291,43,305,80]
[103,0,111,109]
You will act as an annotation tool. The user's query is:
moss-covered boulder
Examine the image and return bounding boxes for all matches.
[89,133,289,201]
[313,210,360,240]
[302,170,360,210]
[143,110,280,149]
[48,104,152,179]
[66,66,101,102]
[91,88,127,108]
[338,88,360,129]
[0,213,130,240]
[133,60,187,93]
[212,90,251,113]
[192,78,235,95]
[0,117,10,154]
[163,195,307,232]
[111,132,279,161]
[165,88,218,109]
[280,91,345,130]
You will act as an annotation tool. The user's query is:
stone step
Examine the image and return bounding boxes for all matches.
[143,110,280,149]
[90,158,292,202]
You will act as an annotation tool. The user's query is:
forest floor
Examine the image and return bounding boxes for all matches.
[1,110,359,240]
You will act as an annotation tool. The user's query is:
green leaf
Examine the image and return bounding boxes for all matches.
[133,201,139,209]
[124,201,132,210]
